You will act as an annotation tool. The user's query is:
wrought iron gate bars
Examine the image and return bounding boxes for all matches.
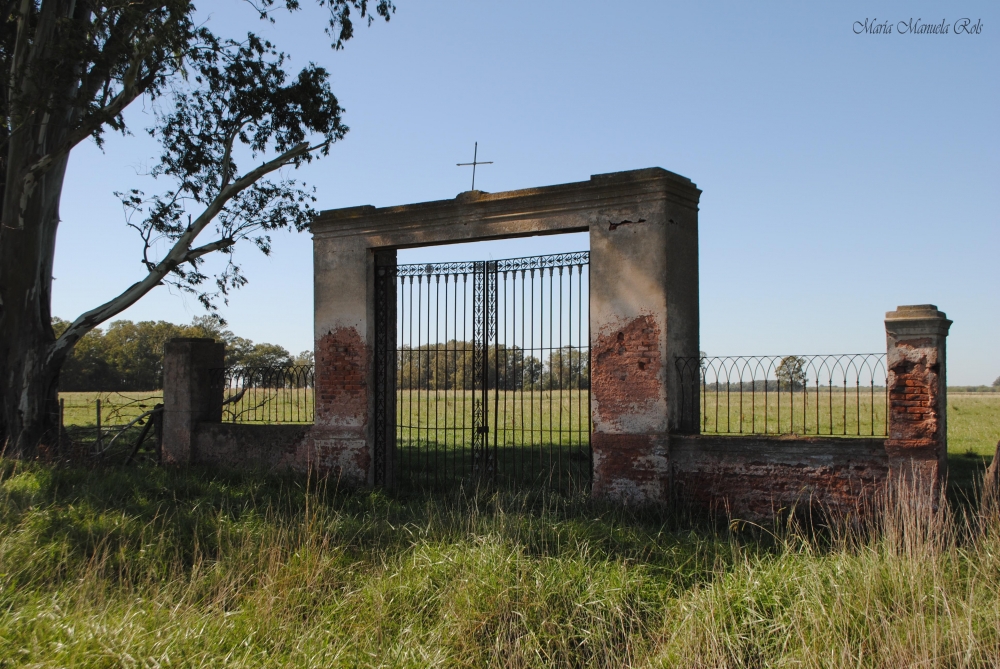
[373,252,396,485]
[375,250,591,491]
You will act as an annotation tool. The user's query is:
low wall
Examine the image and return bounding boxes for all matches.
[192,423,370,486]
[191,423,889,521]
[671,434,889,519]
[193,423,311,471]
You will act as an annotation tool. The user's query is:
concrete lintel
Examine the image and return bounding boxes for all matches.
[311,167,701,245]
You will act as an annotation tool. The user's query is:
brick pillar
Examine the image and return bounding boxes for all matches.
[310,235,374,484]
[589,171,701,503]
[162,337,225,465]
[885,305,952,491]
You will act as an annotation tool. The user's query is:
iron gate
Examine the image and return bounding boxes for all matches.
[374,251,591,492]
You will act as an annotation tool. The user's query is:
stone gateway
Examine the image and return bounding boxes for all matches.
[159,167,950,518]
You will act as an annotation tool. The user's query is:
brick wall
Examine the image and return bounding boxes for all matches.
[672,434,889,520]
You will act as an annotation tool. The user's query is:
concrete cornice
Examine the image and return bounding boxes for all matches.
[885,304,953,338]
[311,167,701,241]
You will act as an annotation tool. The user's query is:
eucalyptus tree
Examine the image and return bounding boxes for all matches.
[0,0,392,455]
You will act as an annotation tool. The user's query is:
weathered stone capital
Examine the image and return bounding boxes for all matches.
[885,304,952,338]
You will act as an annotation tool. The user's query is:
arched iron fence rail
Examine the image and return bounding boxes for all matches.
[209,365,315,423]
[675,354,888,437]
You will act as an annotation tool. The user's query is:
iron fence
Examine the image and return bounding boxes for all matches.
[210,365,315,423]
[675,354,888,437]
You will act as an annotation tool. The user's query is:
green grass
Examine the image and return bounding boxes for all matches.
[220,387,315,424]
[396,389,591,447]
[947,393,1000,456]
[59,391,163,428]
[699,388,887,436]
[946,393,1000,498]
[58,392,164,456]
[1,460,999,667]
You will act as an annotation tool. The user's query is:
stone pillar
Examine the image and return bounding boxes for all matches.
[885,304,952,492]
[161,337,225,465]
[589,172,700,503]
[311,234,375,484]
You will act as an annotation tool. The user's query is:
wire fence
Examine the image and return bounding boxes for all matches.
[210,365,315,423]
[58,391,163,458]
[675,354,888,437]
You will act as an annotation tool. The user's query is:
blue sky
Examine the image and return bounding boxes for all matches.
[54,1,998,383]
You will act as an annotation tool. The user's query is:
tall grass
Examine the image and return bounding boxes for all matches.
[1,459,999,667]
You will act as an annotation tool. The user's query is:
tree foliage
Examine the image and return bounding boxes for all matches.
[397,343,588,392]
[0,0,393,453]
[51,317,307,391]
[775,355,808,390]
[52,316,304,392]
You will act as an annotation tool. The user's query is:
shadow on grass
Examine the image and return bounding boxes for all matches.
[948,450,994,509]
[0,458,749,595]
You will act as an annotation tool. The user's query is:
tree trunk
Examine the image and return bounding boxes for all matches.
[0,139,71,457]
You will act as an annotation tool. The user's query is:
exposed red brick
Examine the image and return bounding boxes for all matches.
[591,314,662,429]
[314,327,369,428]
[887,342,942,443]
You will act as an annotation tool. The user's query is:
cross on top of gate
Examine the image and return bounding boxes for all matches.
[456,142,493,191]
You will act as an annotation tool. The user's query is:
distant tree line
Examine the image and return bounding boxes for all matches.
[53,317,311,392]
[398,342,589,391]
[949,379,1000,393]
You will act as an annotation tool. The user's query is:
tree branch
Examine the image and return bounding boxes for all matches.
[48,140,311,363]
[184,237,235,263]
[25,66,157,180]
[219,122,245,190]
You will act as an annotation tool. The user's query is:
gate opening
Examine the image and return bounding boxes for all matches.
[374,249,591,493]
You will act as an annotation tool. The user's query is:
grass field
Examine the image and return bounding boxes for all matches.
[698,388,888,436]
[396,389,590,446]
[58,391,164,455]
[944,393,1000,496]
[57,389,999,447]
[947,393,1000,456]
[1,459,999,667]
[59,391,163,427]
[57,388,1000,459]
[17,389,1000,665]
[220,387,315,424]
